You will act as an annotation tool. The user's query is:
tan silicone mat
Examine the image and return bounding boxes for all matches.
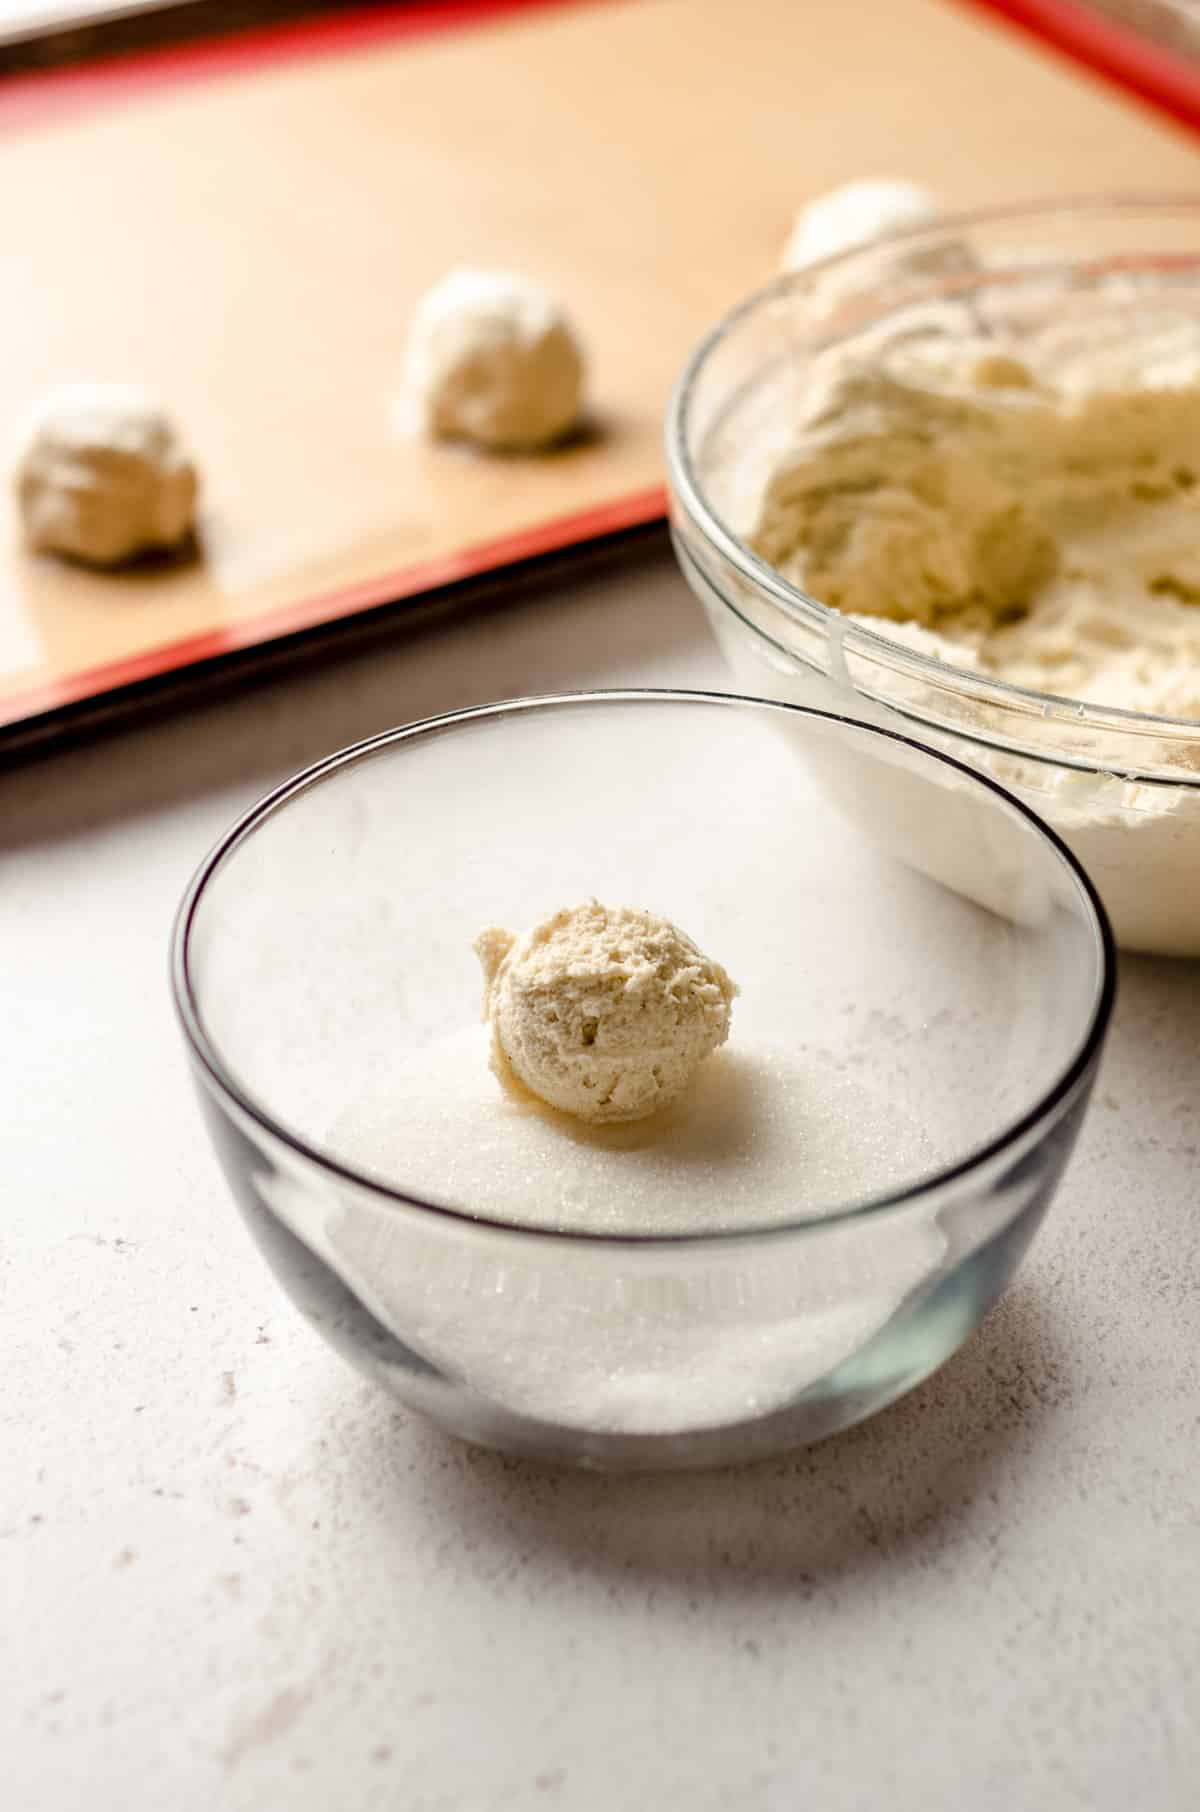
[2,0,1199,740]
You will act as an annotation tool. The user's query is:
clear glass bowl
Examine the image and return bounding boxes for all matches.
[171,691,1113,1471]
[667,197,1200,954]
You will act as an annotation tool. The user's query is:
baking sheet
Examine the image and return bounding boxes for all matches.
[3,0,1200,751]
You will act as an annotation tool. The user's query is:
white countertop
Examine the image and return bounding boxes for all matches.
[5,553,1199,1811]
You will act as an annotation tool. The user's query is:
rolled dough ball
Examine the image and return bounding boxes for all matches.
[404,268,585,451]
[17,385,198,567]
[780,178,945,271]
[475,901,738,1124]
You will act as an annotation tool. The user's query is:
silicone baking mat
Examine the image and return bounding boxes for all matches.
[3,0,1200,753]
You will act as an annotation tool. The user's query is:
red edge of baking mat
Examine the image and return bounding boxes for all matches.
[959,0,1200,133]
[8,0,1200,142]
[0,485,667,728]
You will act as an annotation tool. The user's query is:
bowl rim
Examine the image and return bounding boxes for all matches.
[170,688,1116,1245]
[665,193,1200,785]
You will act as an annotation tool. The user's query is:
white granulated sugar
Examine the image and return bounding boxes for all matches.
[328,1024,934,1235]
[315,1026,947,1434]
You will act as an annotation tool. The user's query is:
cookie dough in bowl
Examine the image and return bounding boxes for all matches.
[667,198,1200,955]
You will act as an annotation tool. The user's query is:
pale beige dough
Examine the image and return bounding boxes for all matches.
[474,902,737,1125]
[751,318,1200,718]
[404,268,585,452]
[782,177,944,271]
[17,384,198,568]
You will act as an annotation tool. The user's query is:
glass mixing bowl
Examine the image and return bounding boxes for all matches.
[171,692,1113,1471]
[667,197,1200,955]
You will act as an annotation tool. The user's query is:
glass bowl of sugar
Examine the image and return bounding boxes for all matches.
[172,690,1113,1471]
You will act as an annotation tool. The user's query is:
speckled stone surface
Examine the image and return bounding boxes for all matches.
[4,557,1199,1810]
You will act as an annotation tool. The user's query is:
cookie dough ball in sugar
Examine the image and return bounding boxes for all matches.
[475,902,738,1125]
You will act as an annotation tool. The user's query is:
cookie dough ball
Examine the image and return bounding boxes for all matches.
[781,179,944,271]
[474,901,738,1125]
[405,268,585,451]
[17,385,198,567]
